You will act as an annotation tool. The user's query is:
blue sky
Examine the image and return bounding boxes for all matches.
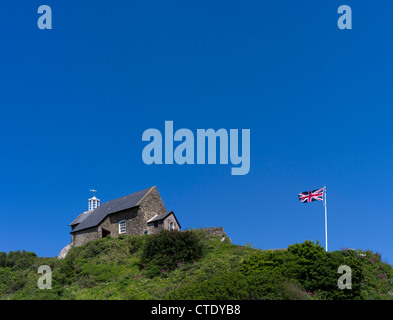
[1,1,393,263]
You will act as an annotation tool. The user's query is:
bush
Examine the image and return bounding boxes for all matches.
[167,270,285,300]
[141,230,206,276]
[241,241,366,300]
[0,252,6,268]
[0,250,37,270]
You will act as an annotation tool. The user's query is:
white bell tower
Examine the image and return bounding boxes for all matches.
[88,189,100,211]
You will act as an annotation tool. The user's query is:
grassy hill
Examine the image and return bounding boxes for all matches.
[1,229,393,300]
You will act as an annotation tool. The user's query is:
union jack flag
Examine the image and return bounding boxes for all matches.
[298,187,324,203]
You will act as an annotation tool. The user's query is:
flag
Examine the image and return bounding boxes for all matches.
[298,187,324,203]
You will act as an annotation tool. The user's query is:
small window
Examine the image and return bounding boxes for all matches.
[169,221,174,230]
[119,220,126,234]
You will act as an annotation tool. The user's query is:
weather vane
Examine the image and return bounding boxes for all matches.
[90,189,97,197]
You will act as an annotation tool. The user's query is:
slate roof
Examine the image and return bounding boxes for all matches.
[147,211,181,229]
[69,210,93,226]
[70,187,154,233]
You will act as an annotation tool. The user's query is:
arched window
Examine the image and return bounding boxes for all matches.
[169,221,174,230]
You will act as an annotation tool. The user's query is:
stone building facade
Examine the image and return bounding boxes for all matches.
[146,211,181,235]
[69,186,181,247]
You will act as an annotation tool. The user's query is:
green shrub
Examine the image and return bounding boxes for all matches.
[141,230,206,276]
[0,252,6,268]
[126,235,147,254]
[241,241,366,300]
[79,238,112,259]
[0,250,37,270]
[167,270,285,300]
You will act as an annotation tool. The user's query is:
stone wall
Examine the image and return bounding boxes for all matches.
[162,214,180,231]
[139,186,167,223]
[72,227,99,247]
[147,213,180,235]
[99,206,141,237]
[201,226,231,243]
[147,220,164,234]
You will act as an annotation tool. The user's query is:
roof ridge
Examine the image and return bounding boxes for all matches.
[136,186,156,206]
[104,186,154,206]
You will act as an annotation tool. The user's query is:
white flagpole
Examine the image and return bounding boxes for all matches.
[324,186,328,252]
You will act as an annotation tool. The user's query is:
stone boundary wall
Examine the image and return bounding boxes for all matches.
[200,226,231,243]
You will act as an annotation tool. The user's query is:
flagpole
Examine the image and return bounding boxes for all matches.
[324,186,328,252]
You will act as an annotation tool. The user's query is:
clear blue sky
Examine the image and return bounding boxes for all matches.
[1,1,393,263]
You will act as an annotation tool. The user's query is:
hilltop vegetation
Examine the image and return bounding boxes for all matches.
[1,229,393,300]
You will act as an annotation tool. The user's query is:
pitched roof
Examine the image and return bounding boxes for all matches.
[70,187,154,233]
[147,211,181,229]
[69,210,93,226]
